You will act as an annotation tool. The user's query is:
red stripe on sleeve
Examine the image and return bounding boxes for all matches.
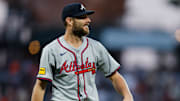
[37,77,52,82]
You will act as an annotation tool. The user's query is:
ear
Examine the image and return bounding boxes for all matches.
[65,17,73,26]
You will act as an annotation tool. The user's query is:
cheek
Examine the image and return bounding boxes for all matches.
[75,23,83,28]
[73,20,86,29]
[73,23,79,29]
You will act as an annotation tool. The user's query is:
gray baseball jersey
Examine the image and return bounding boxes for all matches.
[37,36,120,101]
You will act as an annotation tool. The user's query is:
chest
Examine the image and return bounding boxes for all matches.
[54,46,99,77]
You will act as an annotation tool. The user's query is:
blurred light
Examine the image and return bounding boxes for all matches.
[121,48,158,71]
[28,40,40,55]
[17,88,28,101]
[8,60,20,75]
[5,12,25,41]
[20,27,32,44]
[122,0,180,33]
[100,28,177,51]
[0,0,8,35]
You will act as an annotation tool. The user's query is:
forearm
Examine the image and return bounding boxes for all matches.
[110,72,133,100]
[31,79,47,101]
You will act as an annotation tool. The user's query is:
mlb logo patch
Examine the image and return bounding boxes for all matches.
[39,67,46,75]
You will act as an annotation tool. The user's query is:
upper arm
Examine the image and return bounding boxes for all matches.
[31,79,48,101]
[37,47,54,81]
[109,71,120,81]
[96,42,120,77]
[35,79,48,90]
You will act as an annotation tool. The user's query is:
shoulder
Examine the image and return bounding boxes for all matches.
[86,37,103,46]
[42,37,59,52]
[86,37,106,51]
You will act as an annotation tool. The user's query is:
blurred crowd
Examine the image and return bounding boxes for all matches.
[0,0,180,101]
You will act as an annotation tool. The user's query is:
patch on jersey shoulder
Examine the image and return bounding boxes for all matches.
[39,67,46,75]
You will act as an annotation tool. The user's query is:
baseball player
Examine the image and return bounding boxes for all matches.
[31,3,133,101]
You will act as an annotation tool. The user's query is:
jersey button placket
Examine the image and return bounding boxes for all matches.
[79,75,84,98]
[79,53,87,99]
[75,54,79,98]
[77,54,83,98]
[74,54,81,100]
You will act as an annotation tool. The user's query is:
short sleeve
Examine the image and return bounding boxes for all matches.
[36,47,55,82]
[97,42,120,77]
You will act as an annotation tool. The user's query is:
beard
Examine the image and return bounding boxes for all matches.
[72,22,89,37]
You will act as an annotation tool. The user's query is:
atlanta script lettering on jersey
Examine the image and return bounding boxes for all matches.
[59,57,96,75]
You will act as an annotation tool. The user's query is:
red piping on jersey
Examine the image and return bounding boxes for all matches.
[81,38,89,99]
[37,77,52,82]
[57,38,81,101]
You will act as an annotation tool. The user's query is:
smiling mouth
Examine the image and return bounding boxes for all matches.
[84,23,89,26]
[84,25,89,27]
[83,24,89,28]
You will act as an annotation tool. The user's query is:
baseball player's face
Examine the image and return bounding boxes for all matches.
[72,15,91,37]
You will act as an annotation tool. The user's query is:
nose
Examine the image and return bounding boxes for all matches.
[86,17,91,23]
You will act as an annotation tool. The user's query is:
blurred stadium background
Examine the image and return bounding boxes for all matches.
[0,0,180,101]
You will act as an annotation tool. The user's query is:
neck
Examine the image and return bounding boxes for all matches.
[64,29,83,48]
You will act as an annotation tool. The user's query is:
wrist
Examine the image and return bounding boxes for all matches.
[123,94,134,101]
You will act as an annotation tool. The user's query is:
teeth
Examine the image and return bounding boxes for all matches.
[85,24,89,26]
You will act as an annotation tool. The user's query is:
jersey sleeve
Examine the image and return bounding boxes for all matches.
[36,47,55,82]
[97,42,120,78]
